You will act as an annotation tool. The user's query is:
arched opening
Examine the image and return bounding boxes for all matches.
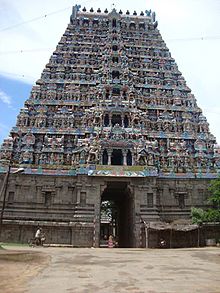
[127,150,132,166]
[112,56,119,63]
[133,118,139,126]
[105,89,110,99]
[112,114,122,126]
[112,70,120,79]
[102,149,108,165]
[104,114,109,126]
[111,149,123,165]
[129,22,136,30]
[95,117,100,125]
[93,19,99,26]
[112,19,117,28]
[112,45,118,51]
[82,19,89,26]
[139,22,145,30]
[124,115,129,128]
[112,87,120,95]
[123,90,127,100]
[100,182,134,247]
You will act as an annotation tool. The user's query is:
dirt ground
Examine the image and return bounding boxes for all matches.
[0,245,220,293]
[0,247,49,293]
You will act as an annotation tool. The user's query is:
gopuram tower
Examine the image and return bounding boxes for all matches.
[0,6,219,248]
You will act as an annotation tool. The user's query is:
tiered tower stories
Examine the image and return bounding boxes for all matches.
[0,6,219,247]
[0,6,219,174]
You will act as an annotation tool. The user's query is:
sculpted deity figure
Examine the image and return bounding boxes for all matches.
[136,141,148,166]
[87,141,100,164]
[21,151,33,164]
[147,153,154,166]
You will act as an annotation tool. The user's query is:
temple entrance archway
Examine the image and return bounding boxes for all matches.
[100,182,134,248]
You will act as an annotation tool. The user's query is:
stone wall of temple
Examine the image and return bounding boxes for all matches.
[0,173,213,247]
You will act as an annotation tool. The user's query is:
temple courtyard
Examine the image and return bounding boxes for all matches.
[0,245,219,293]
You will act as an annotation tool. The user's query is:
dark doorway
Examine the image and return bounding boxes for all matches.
[112,114,122,126]
[112,19,117,28]
[112,56,118,63]
[127,150,132,166]
[124,115,129,127]
[112,87,120,95]
[102,149,108,165]
[112,70,120,79]
[104,114,109,126]
[100,182,134,248]
[111,149,123,165]
[44,191,52,207]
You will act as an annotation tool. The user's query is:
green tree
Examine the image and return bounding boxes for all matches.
[208,177,220,208]
[191,207,205,224]
[191,177,220,224]
[101,200,114,219]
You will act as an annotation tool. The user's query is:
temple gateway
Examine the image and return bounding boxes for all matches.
[0,6,219,248]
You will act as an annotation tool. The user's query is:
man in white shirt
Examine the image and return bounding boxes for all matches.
[35,228,42,245]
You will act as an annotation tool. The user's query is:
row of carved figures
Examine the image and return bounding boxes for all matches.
[28,90,195,107]
[16,113,209,134]
[7,140,214,158]
[8,147,219,172]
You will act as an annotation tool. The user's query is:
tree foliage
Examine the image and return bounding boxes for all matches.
[191,207,205,224]
[191,177,220,224]
[191,208,220,224]
[208,177,220,207]
[101,200,114,219]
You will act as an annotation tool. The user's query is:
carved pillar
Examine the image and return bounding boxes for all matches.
[121,114,125,127]
[76,183,82,204]
[123,150,127,166]
[99,150,104,164]
[131,151,134,166]
[107,150,112,165]
[109,114,112,127]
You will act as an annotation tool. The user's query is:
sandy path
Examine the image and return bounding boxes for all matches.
[0,246,220,293]
[0,248,50,293]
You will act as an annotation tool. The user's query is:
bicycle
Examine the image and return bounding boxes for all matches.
[28,237,42,247]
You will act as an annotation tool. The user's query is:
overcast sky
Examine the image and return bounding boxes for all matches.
[0,0,219,144]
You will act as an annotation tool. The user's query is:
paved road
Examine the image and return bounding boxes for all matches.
[2,246,220,293]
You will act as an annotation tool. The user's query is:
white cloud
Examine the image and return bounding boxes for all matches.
[0,89,12,105]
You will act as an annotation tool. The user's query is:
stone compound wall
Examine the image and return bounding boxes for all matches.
[0,173,213,247]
